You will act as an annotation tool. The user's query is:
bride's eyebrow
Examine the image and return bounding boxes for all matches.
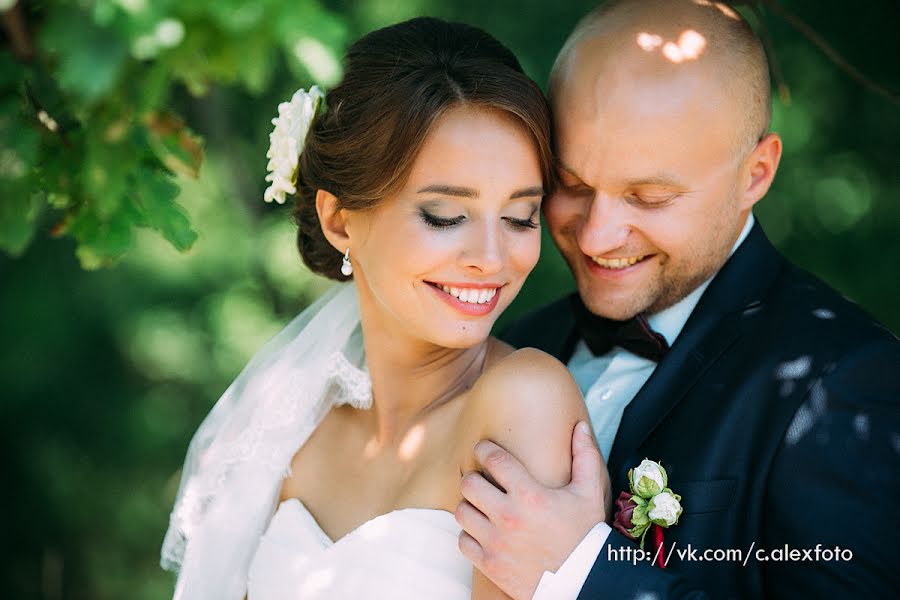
[417,184,544,199]
[417,184,477,198]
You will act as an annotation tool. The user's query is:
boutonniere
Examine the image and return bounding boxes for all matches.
[613,458,682,568]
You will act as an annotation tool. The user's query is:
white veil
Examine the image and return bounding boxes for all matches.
[160,281,371,599]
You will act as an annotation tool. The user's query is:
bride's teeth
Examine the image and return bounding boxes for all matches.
[435,284,499,304]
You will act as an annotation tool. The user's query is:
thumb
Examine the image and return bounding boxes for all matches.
[569,421,605,494]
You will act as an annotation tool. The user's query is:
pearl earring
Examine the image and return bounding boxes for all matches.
[340,248,353,276]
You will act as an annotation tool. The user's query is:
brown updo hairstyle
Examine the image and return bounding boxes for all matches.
[293,16,554,280]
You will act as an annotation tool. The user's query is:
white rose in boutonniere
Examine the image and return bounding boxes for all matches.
[648,489,683,527]
[630,458,668,498]
[614,458,683,563]
[264,86,325,204]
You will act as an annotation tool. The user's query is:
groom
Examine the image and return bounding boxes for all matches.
[455,1,900,598]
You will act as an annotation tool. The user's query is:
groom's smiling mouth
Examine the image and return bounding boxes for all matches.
[590,254,652,270]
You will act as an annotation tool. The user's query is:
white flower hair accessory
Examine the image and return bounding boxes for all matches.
[264,85,325,204]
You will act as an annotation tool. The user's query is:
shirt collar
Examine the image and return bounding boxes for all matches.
[646,212,755,346]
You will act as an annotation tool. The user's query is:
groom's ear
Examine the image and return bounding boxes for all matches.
[315,189,351,252]
[739,132,782,210]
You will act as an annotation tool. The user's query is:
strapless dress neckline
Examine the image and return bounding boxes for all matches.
[246,497,472,599]
[278,497,460,546]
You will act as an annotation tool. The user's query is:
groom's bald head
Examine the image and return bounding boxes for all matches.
[550,0,771,153]
[543,0,783,320]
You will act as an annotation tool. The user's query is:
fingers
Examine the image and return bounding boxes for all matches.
[473,439,535,496]
[569,421,607,498]
[460,470,506,519]
[454,499,492,543]
[457,530,485,568]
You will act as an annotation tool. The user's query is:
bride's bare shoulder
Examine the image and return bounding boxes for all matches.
[477,346,580,401]
[461,345,590,487]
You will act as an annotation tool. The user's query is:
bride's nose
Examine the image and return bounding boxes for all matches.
[458,222,504,275]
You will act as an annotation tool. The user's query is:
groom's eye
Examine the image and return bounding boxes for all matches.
[627,192,677,208]
[556,170,592,194]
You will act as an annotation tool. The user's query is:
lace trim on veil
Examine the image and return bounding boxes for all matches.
[160,282,371,598]
[160,349,372,572]
[326,351,373,410]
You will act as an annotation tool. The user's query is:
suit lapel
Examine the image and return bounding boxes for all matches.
[606,222,785,477]
[606,311,741,476]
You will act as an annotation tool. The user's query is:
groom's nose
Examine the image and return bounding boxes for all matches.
[576,193,631,256]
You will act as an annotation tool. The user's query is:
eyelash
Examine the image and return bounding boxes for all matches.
[421,212,465,229]
[505,217,539,230]
[627,194,676,209]
[419,211,538,231]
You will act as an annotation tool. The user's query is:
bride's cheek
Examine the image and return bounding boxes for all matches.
[509,233,542,275]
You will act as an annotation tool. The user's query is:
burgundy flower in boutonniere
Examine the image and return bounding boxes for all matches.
[613,490,650,542]
[612,458,683,568]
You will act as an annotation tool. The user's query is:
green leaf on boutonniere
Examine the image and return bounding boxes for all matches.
[631,502,650,527]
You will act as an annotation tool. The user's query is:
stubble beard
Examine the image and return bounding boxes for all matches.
[572,224,739,321]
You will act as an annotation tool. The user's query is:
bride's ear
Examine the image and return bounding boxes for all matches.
[315,189,351,252]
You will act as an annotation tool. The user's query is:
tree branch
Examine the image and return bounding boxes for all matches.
[1,2,34,62]
[758,0,900,107]
[746,3,791,105]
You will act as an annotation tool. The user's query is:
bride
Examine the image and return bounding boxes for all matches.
[161,16,599,600]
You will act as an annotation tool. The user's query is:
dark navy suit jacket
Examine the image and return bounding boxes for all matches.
[502,222,900,598]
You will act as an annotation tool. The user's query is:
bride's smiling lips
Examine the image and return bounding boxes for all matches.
[424,281,504,316]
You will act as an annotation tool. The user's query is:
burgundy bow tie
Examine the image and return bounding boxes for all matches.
[570,294,670,362]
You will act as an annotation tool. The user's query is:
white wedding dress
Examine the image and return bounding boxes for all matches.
[162,282,473,599]
[247,499,471,599]
[245,358,473,599]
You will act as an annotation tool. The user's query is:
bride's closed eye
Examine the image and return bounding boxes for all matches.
[420,209,466,229]
[419,209,539,231]
[502,215,539,230]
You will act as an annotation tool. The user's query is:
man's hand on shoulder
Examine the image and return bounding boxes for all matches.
[456,350,611,599]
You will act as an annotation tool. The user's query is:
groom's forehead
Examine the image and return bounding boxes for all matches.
[551,1,769,150]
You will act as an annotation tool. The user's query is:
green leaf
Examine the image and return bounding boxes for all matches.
[133,168,197,251]
[0,53,25,91]
[635,475,662,499]
[236,34,276,94]
[39,8,128,103]
[0,189,41,256]
[0,119,40,256]
[142,113,204,179]
[631,504,650,527]
[207,1,267,33]
[133,62,171,115]
[68,203,134,269]
[84,134,133,219]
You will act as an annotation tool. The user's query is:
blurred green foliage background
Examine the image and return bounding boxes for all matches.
[1,0,898,598]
